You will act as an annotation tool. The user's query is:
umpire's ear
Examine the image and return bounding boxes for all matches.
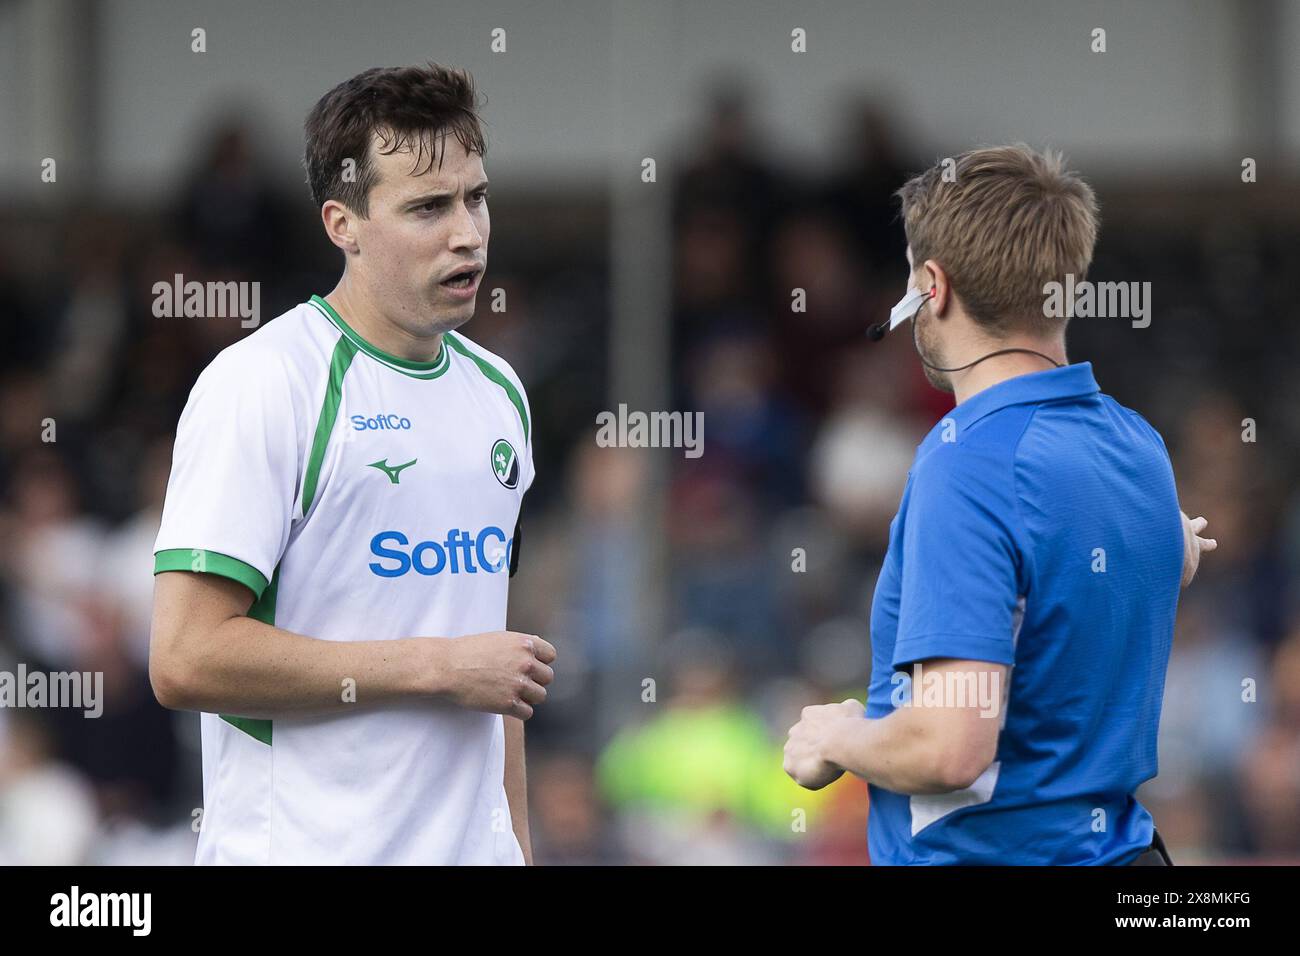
[920,258,954,317]
[509,518,522,577]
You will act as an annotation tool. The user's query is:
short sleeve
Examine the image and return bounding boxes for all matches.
[892,445,1024,668]
[153,347,302,600]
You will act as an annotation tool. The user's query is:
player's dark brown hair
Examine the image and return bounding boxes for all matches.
[896,144,1099,336]
[304,63,486,217]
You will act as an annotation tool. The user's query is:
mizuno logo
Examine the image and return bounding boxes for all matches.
[367,458,418,484]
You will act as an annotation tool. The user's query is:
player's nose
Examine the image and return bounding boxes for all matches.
[448,202,485,252]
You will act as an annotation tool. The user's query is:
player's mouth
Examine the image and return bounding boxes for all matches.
[439,265,482,299]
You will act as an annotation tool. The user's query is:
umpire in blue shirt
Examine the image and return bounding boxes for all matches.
[783,144,1217,865]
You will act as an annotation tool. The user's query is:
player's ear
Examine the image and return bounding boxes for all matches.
[321,199,361,255]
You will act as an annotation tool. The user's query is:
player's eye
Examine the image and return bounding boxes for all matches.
[468,189,489,205]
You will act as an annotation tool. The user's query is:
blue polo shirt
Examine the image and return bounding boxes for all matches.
[866,362,1183,865]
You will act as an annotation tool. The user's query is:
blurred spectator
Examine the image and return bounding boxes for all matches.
[596,630,837,863]
[177,120,287,277]
[0,710,98,865]
[1240,626,1300,857]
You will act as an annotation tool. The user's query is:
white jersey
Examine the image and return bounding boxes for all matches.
[154,295,534,865]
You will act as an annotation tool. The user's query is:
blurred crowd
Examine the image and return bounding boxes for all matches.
[2,90,1298,865]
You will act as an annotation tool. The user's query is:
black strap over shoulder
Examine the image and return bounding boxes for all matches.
[509,518,522,577]
[1126,829,1174,866]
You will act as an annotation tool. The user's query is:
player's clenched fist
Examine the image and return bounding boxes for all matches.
[428,631,557,719]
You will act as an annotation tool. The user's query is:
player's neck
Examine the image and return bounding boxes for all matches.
[949,336,1067,405]
[323,278,445,365]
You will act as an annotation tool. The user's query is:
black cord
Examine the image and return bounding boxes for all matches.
[910,295,1062,373]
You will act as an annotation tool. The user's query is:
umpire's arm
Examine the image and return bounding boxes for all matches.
[785,659,1006,795]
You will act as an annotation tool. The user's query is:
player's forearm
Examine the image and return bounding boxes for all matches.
[822,711,979,795]
[503,716,533,864]
[154,615,436,718]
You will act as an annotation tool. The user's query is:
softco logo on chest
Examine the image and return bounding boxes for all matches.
[369,527,514,577]
[352,412,412,430]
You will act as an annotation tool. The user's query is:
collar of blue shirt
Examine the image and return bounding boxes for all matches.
[936,360,1101,436]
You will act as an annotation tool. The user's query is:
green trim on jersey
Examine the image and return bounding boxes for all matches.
[220,714,272,746]
[219,565,280,746]
[308,295,451,379]
[444,332,530,442]
[214,325,358,745]
[152,550,275,745]
[154,548,269,600]
[302,335,358,514]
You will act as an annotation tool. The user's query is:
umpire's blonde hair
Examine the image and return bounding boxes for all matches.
[896,144,1099,335]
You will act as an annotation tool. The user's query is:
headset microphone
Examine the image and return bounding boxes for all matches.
[869,283,1063,372]
[869,285,935,342]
